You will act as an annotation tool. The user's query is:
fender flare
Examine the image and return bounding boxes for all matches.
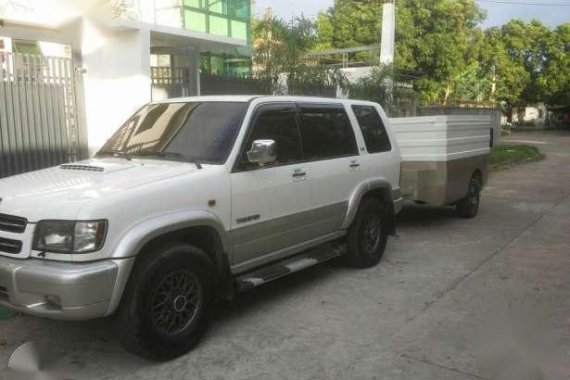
[105,210,231,315]
[111,210,230,259]
[342,178,395,230]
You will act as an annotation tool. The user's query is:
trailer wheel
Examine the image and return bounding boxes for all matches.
[456,175,481,218]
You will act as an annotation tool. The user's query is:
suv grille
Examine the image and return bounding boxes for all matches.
[0,237,22,254]
[0,214,27,233]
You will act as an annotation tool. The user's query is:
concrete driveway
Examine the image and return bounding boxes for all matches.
[1,130,570,380]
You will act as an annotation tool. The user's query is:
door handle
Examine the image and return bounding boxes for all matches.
[349,161,360,169]
[292,171,306,178]
[292,168,307,181]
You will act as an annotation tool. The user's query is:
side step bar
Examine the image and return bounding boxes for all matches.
[235,241,346,292]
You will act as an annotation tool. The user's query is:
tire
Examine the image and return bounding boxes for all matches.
[114,243,216,361]
[456,175,482,218]
[344,198,389,268]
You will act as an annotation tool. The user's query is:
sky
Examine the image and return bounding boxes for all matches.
[253,0,570,28]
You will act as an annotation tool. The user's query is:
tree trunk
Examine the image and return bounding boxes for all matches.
[443,83,452,105]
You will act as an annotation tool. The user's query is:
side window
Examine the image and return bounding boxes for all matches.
[352,105,392,153]
[239,105,302,170]
[299,105,359,160]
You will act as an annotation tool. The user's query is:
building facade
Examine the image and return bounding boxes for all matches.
[0,0,252,159]
[116,0,252,76]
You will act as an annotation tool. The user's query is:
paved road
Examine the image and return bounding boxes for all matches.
[1,131,569,380]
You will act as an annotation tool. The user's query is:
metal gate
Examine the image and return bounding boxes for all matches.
[151,66,199,101]
[0,52,80,179]
[151,67,272,101]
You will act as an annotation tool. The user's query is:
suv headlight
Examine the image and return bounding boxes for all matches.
[33,220,107,254]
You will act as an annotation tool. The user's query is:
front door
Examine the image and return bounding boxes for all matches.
[230,104,313,269]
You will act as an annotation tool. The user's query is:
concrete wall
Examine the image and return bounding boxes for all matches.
[78,20,151,155]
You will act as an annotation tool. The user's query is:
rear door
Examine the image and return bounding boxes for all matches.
[350,104,400,195]
[230,103,313,269]
[297,103,363,235]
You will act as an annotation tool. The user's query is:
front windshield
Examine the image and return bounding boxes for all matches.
[98,101,249,164]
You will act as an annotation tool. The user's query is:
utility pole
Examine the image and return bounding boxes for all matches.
[380,0,395,66]
[380,0,396,113]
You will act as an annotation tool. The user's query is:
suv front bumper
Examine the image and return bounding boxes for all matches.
[0,256,134,320]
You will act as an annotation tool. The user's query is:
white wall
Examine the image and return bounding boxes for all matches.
[340,67,374,83]
[79,20,152,155]
[0,0,79,28]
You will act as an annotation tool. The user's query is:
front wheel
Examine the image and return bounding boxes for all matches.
[344,198,389,268]
[456,175,481,218]
[114,243,216,361]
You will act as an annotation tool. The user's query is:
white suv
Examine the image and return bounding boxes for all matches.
[0,96,402,359]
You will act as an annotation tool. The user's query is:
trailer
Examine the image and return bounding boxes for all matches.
[390,115,492,217]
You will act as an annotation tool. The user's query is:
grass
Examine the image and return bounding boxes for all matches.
[490,144,544,170]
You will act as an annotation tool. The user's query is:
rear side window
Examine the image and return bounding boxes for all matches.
[299,105,358,160]
[352,105,392,153]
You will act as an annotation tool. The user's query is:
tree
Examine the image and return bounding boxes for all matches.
[316,0,487,104]
[347,66,417,116]
[252,11,345,95]
[481,20,569,115]
[500,19,553,105]
[539,23,570,106]
[479,26,529,108]
[314,12,334,51]
[394,0,486,104]
[452,62,490,102]
[316,0,383,49]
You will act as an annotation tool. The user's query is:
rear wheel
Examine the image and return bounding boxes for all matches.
[344,198,388,268]
[456,175,481,218]
[114,243,216,361]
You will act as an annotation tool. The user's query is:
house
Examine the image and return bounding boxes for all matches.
[510,104,548,126]
[0,0,252,161]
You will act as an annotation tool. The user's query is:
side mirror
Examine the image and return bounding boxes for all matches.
[247,139,277,165]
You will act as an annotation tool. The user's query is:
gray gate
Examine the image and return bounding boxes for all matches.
[151,67,272,101]
[0,52,80,179]
[200,74,271,96]
[151,66,198,100]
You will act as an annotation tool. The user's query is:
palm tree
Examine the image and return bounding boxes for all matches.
[252,9,346,96]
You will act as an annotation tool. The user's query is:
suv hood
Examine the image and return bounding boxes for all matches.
[0,158,203,221]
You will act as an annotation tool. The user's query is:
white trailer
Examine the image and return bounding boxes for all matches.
[390,115,492,217]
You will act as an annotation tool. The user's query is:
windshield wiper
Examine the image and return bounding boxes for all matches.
[136,151,203,169]
[97,149,132,161]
